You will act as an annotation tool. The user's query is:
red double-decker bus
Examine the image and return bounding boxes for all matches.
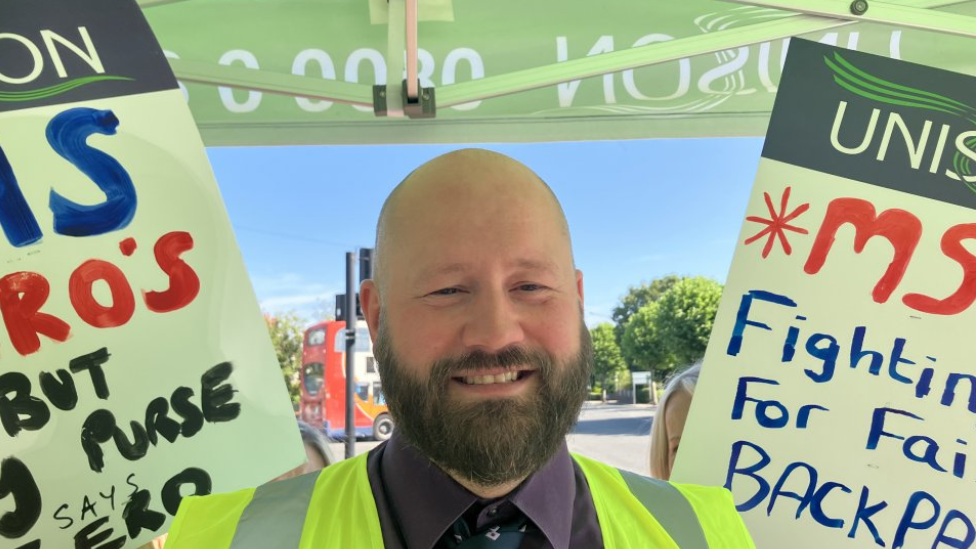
[299,319,393,440]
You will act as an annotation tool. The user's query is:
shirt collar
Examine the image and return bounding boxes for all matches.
[380,432,577,549]
[509,443,576,549]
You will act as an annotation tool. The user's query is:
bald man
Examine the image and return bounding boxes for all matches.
[164,150,755,549]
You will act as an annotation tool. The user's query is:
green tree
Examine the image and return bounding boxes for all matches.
[265,312,306,406]
[612,275,681,343]
[653,276,724,366]
[590,323,627,396]
[620,302,677,379]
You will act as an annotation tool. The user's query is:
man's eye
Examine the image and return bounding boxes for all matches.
[430,288,460,296]
[516,284,545,292]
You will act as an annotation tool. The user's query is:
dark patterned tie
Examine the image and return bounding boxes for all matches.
[443,515,534,549]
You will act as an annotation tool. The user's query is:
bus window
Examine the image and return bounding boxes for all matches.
[356,327,370,352]
[306,328,326,347]
[333,327,373,353]
[304,363,324,396]
[355,382,370,402]
[373,382,385,405]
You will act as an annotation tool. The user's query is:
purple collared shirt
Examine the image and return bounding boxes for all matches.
[366,433,604,549]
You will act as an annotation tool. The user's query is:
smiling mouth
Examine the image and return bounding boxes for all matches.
[453,370,535,385]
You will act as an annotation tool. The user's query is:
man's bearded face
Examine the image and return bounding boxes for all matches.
[374,316,593,487]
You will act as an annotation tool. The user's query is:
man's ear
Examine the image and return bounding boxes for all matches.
[575,269,585,308]
[360,279,381,343]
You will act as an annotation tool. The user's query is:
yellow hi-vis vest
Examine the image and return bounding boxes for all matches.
[165,453,755,549]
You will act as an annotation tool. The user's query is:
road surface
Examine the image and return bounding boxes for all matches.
[568,402,654,475]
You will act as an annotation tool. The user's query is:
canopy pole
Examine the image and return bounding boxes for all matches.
[437,14,844,108]
[405,0,419,101]
[382,0,407,117]
[729,0,976,38]
[435,0,968,108]
[167,57,373,106]
[400,0,436,119]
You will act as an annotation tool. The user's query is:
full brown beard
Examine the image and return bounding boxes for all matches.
[374,317,593,487]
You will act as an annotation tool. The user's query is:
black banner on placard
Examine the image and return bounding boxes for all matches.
[0,0,177,113]
[763,39,976,211]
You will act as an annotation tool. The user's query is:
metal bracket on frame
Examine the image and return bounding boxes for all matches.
[402,79,436,118]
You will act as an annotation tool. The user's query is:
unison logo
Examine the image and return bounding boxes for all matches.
[826,52,976,194]
[0,26,132,102]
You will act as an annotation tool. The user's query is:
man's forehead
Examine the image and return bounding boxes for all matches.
[374,149,574,285]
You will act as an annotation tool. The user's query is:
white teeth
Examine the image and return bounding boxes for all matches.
[462,371,520,385]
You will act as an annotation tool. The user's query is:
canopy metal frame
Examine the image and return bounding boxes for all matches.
[138,0,976,118]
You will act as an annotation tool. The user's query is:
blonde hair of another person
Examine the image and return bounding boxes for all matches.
[649,362,701,480]
[274,420,336,481]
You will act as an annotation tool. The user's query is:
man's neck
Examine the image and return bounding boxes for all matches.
[446,470,527,499]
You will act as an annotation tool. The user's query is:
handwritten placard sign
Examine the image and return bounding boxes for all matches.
[672,39,976,548]
[0,1,304,547]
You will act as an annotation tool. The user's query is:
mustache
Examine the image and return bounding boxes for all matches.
[429,346,553,377]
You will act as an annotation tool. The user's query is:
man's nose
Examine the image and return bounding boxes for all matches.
[461,289,525,353]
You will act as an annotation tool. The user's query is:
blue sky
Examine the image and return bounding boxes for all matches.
[207,138,764,327]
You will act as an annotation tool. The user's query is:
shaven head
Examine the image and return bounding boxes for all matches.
[373,148,572,293]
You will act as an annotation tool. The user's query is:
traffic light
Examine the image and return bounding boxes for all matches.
[359,248,374,282]
[336,248,372,321]
[335,293,363,321]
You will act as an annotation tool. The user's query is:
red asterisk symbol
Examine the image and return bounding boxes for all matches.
[744,186,809,258]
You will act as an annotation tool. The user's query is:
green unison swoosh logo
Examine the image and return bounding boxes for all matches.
[0,75,134,102]
[824,52,976,195]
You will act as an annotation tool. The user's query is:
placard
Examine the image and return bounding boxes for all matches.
[0,1,304,547]
[674,39,976,548]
